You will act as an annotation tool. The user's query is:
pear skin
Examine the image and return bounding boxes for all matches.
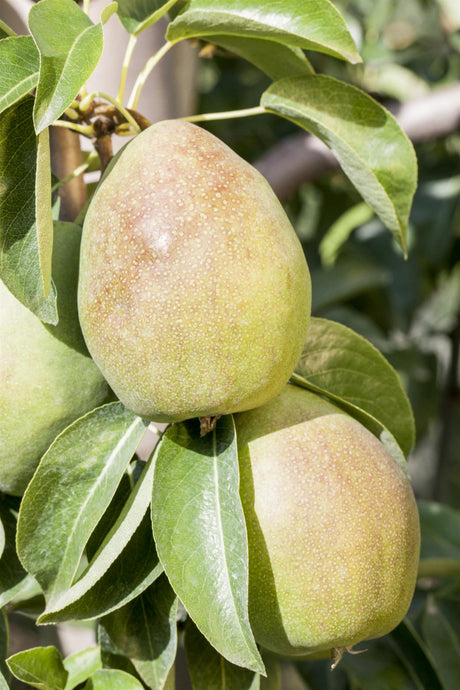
[0,224,111,496]
[78,120,311,422]
[236,384,420,657]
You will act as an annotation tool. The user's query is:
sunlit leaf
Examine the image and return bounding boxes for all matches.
[293,317,415,456]
[7,646,68,690]
[152,416,264,674]
[262,75,417,253]
[167,0,361,63]
[0,36,39,114]
[84,669,144,689]
[63,647,102,690]
[40,454,162,622]
[17,403,148,607]
[0,97,57,322]
[28,0,103,132]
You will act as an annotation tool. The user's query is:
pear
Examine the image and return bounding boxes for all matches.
[78,120,311,423]
[0,224,111,496]
[235,384,420,658]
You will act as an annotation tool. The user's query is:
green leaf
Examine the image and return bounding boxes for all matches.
[0,36,39,114]
[101,2,119,25]
[102,575,178,689]
[84,669,144,689]
[17,403,148,607]
[0,501,29,607]
[36,126,53,298]
[152,417,264,674]
[185,622,260,690]
[63,647,102,690]
[261,75,417,253]
[7,646,68,690]
[422,595,460,690]
[341,638,422,690]
[388,619,443,690]
[0,521,4,560]
[293,317,415,457]
[203,36,313,80]
[28,0,103,132]
[0,609,8,685]
[98,624,140,679]
[0,97,58,323]
[167,0,361,64]
[417,500,460,577]
[319,202,374,267]
[40,454,162,622]
[117,0,182,34]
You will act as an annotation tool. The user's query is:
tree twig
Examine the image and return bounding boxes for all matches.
[254,81,460,201]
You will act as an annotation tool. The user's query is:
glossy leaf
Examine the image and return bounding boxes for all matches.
[0,499,30,608]
[84,669,144,689]
[185,622,260,690]
[28,0,103,132]
[203,36,313,80]
[261,75,417,253]
[417,500,460,577]
[0,97,57,322]
[117,0,182,34]
[17,403,148,607]
[64,647,102,690]
[293,317,415,456]
[40,451,161,623]
[152,417,264,674]
[422,595,460,690]
[167,0,361,63]
[7,646,68,690]
[0,36,39,114]
[102,575,178,689]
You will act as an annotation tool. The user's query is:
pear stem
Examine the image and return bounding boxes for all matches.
[127,40,175,110]
[117,33,138,105]
[52,120,94,136]
[183,105,267,123]
[80,91,142,134]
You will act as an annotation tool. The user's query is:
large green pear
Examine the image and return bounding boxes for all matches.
[235,384,420,658]
[78,120,311,423]
[0,224,111,496]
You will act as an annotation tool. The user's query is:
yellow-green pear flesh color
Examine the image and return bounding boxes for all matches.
[0,225,111,496]
[235,384,420,657]
[78,120,311,422]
